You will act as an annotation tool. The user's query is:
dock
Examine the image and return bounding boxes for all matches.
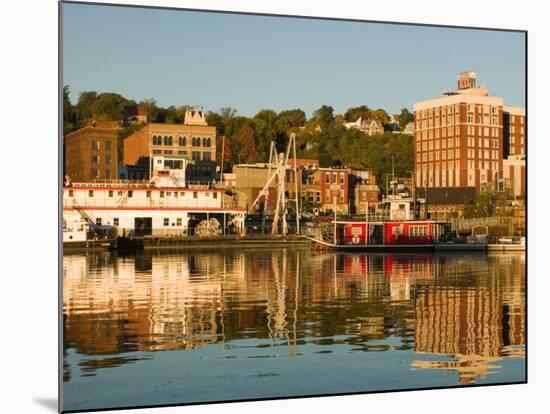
[117,234,311,251]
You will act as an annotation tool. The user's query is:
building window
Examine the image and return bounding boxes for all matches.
[192,151,201,161]
[92,140,99,150]
[176,218,182,226]
[113,218,119,226]
[179,136,186,146]
[160,191,165,198]
[105,170,111,179]
[213,192,218,199]
[146,191,151,198]
[410,225,427,237]
[164,150,173,155]
[91,170,99,179]
[163,135,173,146]
[203,152,212,161]
[152,149,162,154]
[105,140,112,150]
[164,218,169,226]
[96,218,102,226]
[92,155,99,164]
[193,192,198,199]
[325,173,330,184]
[152,135,162,145]
[326,192,330,203]
[128,190,133,198]
[340,173,345,184]
[340,190,344,203]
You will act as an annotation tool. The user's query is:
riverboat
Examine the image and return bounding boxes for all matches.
[63,156,246,246]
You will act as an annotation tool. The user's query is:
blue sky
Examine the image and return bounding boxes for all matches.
[62,2,526,117]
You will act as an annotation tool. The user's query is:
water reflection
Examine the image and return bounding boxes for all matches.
[63,249,525,389]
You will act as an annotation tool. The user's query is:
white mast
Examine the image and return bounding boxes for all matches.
[246,133,300,236]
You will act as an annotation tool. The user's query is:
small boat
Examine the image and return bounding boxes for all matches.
[63,216,117,251]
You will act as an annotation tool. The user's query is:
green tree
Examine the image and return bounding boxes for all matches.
[312,105,334,130]
[343,105,370,122]
[75,91,97,124]
[139,98,160,122]
[92,92,128,121]
[369,108,390,126]
[253,109,278,159]
[63,85,76,135]
[397,107,413,129]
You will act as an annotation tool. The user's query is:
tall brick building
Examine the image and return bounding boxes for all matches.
[413,72,505,193]
[64,120,120,181]
[414,72,526,195]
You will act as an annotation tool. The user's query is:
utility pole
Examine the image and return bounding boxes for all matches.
[392,155,395,197]
[220,135,225,208]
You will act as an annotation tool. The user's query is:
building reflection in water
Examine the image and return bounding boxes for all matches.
[411,253,526,384]
[63,249,525,385]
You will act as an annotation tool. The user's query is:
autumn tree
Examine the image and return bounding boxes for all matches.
[235,123,257,163]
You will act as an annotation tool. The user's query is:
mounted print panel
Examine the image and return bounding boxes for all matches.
[60,1,526,412]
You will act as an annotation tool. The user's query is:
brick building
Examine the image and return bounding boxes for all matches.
[64,119,120,181]
[300,167,351,214]
[503,155,526,197]
[413,72,505,193]
[503,106,526,157]
[349,170,380,214]
[123,109,216,182]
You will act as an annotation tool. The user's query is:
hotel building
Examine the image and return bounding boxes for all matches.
[414,72,505,193]
[123,108,216,182]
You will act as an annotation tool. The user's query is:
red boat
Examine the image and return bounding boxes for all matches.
[305,194,446,252]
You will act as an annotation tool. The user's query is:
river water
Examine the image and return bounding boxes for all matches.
[62,247,525,411]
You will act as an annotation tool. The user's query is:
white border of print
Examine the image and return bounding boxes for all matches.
[2,1,547,414]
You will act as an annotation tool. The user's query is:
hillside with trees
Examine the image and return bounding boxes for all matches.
[63,86,413,187]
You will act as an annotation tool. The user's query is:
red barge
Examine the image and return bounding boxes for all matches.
[305,193,447,252]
